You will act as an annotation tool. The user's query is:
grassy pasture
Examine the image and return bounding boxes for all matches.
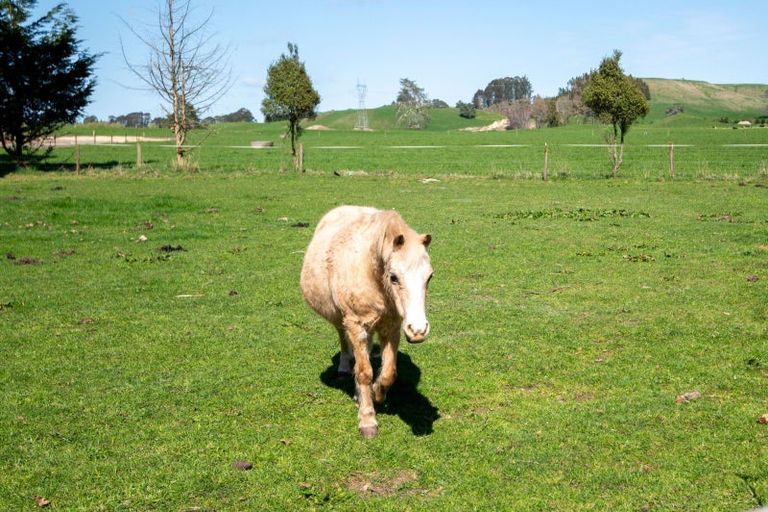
[1,169,768,510]
[643,79,767,126]
[36,119,768,180]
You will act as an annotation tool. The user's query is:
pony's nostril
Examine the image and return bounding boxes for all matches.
[407,323,427,335]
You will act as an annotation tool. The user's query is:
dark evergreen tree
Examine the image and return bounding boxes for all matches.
[0,0,97,163]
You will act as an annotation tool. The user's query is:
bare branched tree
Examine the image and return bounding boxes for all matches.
[494,100,532,130]
[121,0,231,166]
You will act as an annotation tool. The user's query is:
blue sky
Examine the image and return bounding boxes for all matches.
[49,0,767,121]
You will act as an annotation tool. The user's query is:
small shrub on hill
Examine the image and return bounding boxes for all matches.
[456,101,476,119]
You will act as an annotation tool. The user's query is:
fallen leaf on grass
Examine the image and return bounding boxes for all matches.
[79,317,95,325]
[206,207,219,214]
[34,496,50,507]
[747,275,759,282]
[232,460,253,471]
[675,391,702,404]
[137,235,148,243]
[228,290,239,297]
[758,413,768,424]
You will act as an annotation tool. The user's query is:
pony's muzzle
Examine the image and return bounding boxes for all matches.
[404,321,429,343]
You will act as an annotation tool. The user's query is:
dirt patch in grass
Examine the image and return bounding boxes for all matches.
[15,256,41,266]
[159,244,186,253]
[53,249,76,258]
[345,469,439,497]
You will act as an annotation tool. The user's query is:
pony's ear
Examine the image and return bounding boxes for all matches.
[422,234,432,248]
[393,234,405,250]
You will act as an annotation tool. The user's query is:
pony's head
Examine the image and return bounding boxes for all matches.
[384,227,433,343]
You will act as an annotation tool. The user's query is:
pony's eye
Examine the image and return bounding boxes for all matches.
[390,273,400,285]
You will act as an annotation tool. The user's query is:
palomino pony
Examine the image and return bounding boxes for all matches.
[300,206,433,438]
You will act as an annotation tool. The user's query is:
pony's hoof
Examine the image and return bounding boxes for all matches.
[359,425,378,439]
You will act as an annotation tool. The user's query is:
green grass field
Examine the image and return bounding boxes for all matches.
[26,117,767,181]
[2,168,767,510]
[32,78,764,180]
[643,79,767,126]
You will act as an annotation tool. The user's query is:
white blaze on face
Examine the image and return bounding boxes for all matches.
[388,231,433,343]
[400,256,432,343]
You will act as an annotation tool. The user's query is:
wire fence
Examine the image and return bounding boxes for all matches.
[45,140,768,180]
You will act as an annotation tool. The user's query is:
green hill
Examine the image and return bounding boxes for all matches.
[643,78,767,126]
[310,78,766,131]
[311,104,502,131]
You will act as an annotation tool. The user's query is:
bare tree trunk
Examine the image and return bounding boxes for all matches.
[606,126,624,178]
[611,142,624,177]
[121,0,232,170]
[165,0,185,167]
[289,119,297,156]
[295,143,304,173]
[13,132,24,162]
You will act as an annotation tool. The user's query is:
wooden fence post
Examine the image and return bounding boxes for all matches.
[75,144,81,175]
[668,143,675,178]
[92,130,96,144]
[296,143,304,173]
[136,142,142,169]
[543,143,549,181]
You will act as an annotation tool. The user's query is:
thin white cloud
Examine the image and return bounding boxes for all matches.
[242,77,263,89]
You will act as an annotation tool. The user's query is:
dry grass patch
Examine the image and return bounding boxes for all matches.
[344,469,441,498]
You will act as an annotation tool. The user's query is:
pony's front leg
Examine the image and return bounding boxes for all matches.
[373,325,400,404]
[345,322,378,438]
[336,327,354,377]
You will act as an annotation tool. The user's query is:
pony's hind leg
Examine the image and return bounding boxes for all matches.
[336,327,353,377]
